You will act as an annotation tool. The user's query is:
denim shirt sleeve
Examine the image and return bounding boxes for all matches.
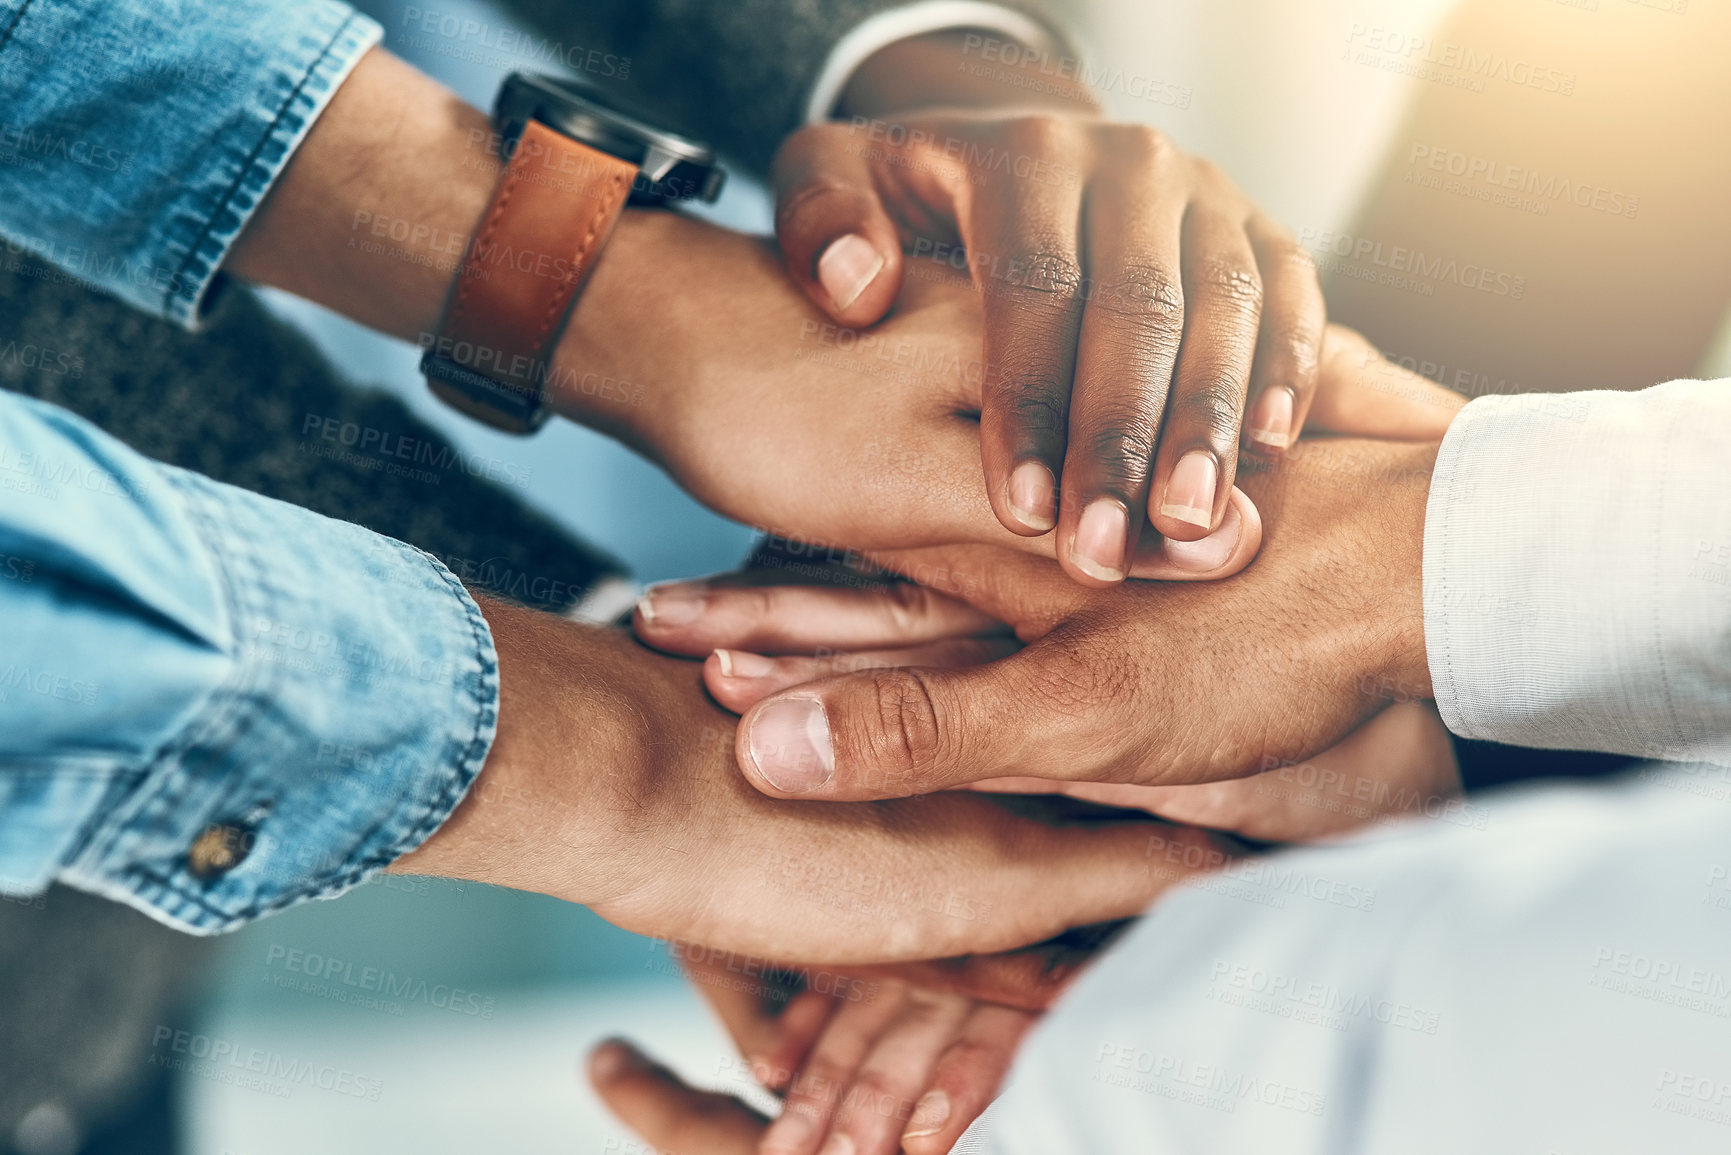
[0,0,382,327]
[0,391,497,934]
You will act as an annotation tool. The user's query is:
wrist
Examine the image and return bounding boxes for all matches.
[548,211,790,461]
[387,597,649,906]
[837,29,1102,119]
[1380,444,1436,700]
[226,49,497,341]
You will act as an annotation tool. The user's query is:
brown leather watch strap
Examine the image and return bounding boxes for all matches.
[424,119,637,432]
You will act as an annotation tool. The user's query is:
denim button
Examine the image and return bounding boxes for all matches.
[187,820,255,880]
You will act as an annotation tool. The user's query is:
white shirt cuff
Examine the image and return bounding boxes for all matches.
[1423,379,1731,763]
[804,1,1069,123]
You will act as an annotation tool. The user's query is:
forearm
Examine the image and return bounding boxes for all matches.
[224,48,495,342]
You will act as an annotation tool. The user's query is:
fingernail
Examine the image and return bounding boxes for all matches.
[818,234,885,311]
[818,1135,856,1155]
[1162,500,1241,572]
[746,696,835,792]
[762,1109,816,1155]
[637,583,706,627]
[1159,452,1218,529]
[904,1090,952,1138]
[714,648,775,679]
[587,1037,643,1082]
[1249,388,1294,450]
[1073,499,1128,582]
[1007,460,1056,531]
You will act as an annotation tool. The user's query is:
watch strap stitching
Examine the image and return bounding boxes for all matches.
[531,167,629,355]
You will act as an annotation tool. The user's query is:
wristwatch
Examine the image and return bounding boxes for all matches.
[421,73,725,433]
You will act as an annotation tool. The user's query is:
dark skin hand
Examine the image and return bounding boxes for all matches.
[776,29,1331,584]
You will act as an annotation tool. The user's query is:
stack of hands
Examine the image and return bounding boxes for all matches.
[275,43,1474,1155]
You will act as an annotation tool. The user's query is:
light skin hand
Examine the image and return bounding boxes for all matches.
[386,597,1227,965]
[776,29,1330,584]
[611,933,1127,1155]
[583,1003,1028,1155]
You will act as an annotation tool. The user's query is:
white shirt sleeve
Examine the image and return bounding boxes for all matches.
[972,772,1731,1155]
[1423,379,1731,762]
[803,1,1070,124]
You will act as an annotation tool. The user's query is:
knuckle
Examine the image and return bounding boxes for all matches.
[1268,234,1319,280]
[848,1070,902,1112]
[1004,249,1086,303]
[792,1063,848,1109]
[863,669,945,783]
[1029,632,1136,734]
[1194,257,1265,315]
[773,175,869,239]
[1088,261,1185,334]
[879,581,934,634]
[1006,112,1075,154]
[1107,121,1174,166]
[1078,410,1160,488]
[1174,375,1248,441]
[742,585,780,625]
[991,374,1070,438]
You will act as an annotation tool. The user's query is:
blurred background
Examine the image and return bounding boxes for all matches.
[6,0,1729,1152]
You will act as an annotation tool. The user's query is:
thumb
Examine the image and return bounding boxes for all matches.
[772,122,903,324]
[1308,323,1467,440]
[735,650,1104,800]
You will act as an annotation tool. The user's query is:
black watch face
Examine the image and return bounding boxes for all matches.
[494,73,726,206]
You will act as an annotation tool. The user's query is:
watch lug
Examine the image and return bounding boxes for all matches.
[639,143,680,183]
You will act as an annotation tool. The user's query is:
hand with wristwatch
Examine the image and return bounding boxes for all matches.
[419,72,724,434]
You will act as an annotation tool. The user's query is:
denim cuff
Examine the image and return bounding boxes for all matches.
[0,0,381,327]
[156,6,383,326]
[58,468,497,934]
